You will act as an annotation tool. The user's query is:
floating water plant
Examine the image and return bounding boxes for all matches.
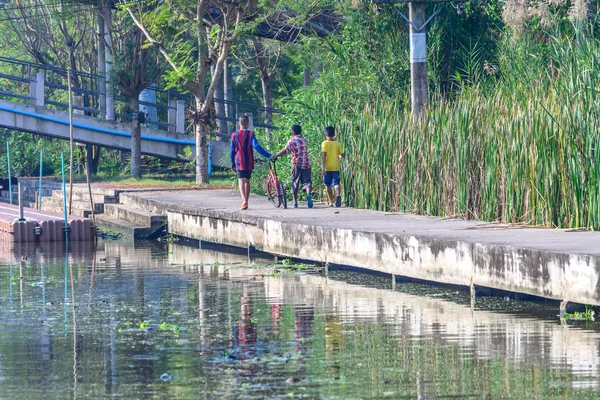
[563,305,595,322]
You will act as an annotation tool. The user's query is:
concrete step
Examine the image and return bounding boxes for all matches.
[8,185,54,193]
[0,197,36,208]
[104,204,166,227]
[95,215,165,240]
[119,193,167,215]
[4,188,54,198]
[51,190,117,204]
[41,205,92,218]
[41,197,104,214]
[16,179,63,191]
[1,190,40,203]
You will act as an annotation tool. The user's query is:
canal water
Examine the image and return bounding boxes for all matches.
[0,239,599,399]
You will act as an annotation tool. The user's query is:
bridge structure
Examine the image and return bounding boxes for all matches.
[0,57,283,166]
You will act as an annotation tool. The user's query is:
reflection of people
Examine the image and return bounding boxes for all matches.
[295,306,314,353]
[325,314,342,375]
[271,303,281,338]
[271,125,313,208]
[238,285,257,349]
[230,115,272,210]
[234,285,259,376]
[321,126,344,208]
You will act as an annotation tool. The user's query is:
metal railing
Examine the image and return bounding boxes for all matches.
[0,56,283,134]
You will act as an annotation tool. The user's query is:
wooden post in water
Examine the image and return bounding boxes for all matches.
[85,145,96,228]
[18,183,24,221]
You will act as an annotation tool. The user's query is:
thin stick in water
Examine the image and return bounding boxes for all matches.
[68,70,74,216]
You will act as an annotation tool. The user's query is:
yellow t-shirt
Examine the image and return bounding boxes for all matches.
[321,140,343,171]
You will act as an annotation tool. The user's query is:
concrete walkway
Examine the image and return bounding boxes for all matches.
[121,189,600,306]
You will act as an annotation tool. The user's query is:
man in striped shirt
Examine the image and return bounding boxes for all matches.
[272,124,313,208]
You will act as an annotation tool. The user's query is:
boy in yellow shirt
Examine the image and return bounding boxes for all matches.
[321,126,344,207]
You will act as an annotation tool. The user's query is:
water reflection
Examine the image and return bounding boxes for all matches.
[0,240,598,399]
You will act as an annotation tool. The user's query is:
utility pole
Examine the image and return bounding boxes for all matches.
[409,3,427,116]
[373,0,446,116]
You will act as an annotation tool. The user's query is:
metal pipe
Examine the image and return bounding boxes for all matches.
[18,182,24,221]
[6,142,12,205]
[68,70,74,216]
[38,150,43,210]
[61,153,69,234]
[208,143,212,176]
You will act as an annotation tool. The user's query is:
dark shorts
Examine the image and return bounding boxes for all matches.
[323,171,340,187]
[291,165,312,195]
[237,170,252,179]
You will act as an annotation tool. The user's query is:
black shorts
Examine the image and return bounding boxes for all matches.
[237,170,252,179]
[291,165,312,195]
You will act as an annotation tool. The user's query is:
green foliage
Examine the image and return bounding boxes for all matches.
[272,14,600,229]
[563,305,595,322]
[158,233,179,243]
[0,132,65,177]
[97,229,123,240]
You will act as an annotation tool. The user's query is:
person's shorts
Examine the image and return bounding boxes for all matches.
[291,165,312,194]
[237,170,252,179]
[323,171,340,187]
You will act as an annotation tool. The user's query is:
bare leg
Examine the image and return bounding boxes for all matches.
[326,186,334,205]
[334,184,341,207]
[292,192,298,204]
[238,179,245,202]
[244,179,251,204]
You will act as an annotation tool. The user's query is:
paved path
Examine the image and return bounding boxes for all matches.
[128,189,600,257]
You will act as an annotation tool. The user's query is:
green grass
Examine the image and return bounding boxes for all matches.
[57,171,235,187]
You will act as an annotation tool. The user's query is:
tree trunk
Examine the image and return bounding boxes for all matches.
[130,97,142,179]
[90,146,101,175]
[211,64,228,139]
[261,74,273,138]
[252,38,273,139]
[195,98,209,184]
[97,8,106,115]
[224,58,235,133]
[104,10,114,120]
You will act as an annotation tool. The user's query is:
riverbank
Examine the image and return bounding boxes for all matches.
[120,189,600,307]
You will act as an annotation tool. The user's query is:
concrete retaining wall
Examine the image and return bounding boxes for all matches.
[120,190,600,306]
[164,209,600,306]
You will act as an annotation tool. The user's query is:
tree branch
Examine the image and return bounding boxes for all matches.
[126,7,182,78]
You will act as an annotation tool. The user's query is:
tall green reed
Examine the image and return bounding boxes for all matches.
[273,35,600,229]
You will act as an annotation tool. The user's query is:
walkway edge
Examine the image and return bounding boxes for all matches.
[121,191,600,307]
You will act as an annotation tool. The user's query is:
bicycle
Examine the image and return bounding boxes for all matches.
[264,158,287,209]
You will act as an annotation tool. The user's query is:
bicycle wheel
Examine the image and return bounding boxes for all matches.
[278,181,287,209]
[267,178,281,207]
